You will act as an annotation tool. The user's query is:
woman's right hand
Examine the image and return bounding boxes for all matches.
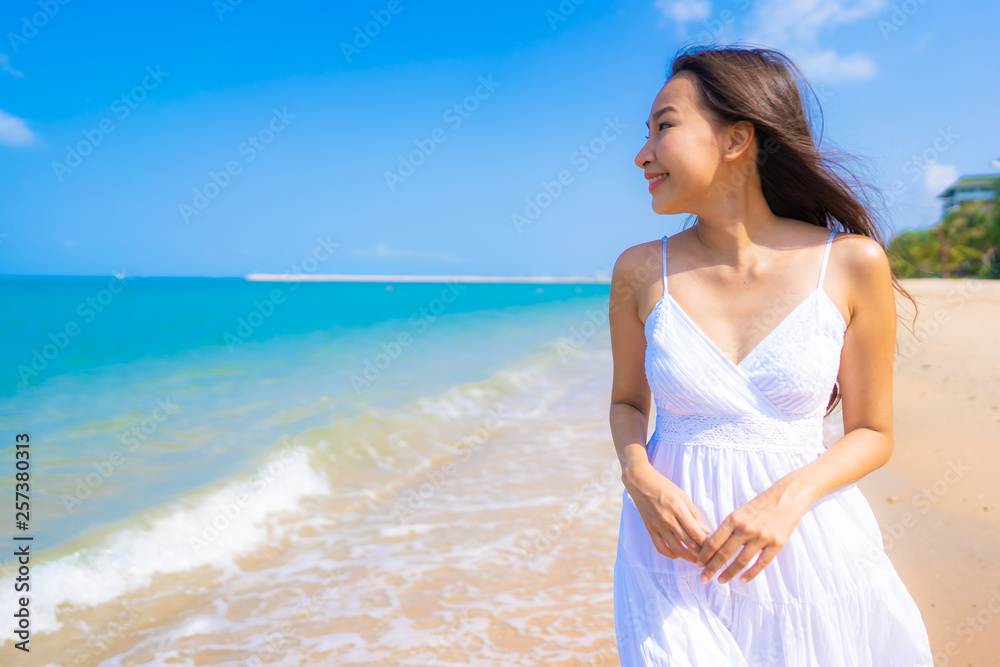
[625,463,711,563]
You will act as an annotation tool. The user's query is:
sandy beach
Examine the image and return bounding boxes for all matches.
[856,278,1000,666]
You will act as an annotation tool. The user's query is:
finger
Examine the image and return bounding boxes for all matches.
[718,542,763,584]
[676,510,710,549]
[700,536,745,582]
[739,544,781,583]
[662,529,700,563]
[652,532,677,559]
[690,505,711,534]
[674,523,704,555]
[696,520,733,567]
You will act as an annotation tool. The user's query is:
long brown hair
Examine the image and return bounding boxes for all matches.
[666,42,918,417]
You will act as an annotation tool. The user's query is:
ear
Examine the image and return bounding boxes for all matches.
[723,120,755,162]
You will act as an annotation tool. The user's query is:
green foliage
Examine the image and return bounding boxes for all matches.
[887,197,1000,279]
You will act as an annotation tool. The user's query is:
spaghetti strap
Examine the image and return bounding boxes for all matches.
[661,235,668,294]
[817,229,836,291]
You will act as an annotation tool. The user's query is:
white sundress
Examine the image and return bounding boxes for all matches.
[614,229,934,666]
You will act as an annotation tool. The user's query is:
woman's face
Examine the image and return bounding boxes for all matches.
[634,72,730,216]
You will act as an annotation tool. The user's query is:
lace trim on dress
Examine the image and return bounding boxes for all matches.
[654,411,825,453]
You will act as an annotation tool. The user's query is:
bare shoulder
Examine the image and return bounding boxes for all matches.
[832,231,891,281]
[830,231,893,321]
[611,239,663,292]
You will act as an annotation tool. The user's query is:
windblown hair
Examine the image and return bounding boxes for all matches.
[666,42,917,417]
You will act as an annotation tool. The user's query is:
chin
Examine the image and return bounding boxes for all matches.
[651,199,681,215]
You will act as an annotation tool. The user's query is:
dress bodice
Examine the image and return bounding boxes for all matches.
[644,229,847,452]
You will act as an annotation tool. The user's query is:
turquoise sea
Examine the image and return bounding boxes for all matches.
[0,275,617,660]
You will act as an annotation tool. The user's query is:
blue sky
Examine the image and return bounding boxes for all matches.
[1,0,997,278]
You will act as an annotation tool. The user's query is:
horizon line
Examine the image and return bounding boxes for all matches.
[0,273,613,283]
[244,273,613,283]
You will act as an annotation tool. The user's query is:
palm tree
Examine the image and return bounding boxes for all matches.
[887,200,999,278]
[888,229,935,278]
[932,202,987,277]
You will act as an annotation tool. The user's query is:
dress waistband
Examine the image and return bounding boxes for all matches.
[653,411,826,453]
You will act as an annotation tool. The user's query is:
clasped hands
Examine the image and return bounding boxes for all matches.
[631,472,810,585]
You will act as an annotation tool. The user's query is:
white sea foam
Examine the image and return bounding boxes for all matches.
[0,444,330,636]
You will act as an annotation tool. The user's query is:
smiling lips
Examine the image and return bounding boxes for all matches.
[647,172,669,192]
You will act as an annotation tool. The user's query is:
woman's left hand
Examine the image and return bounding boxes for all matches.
[696,480,811,585]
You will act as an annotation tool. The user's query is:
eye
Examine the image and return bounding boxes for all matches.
[643,122,671,140]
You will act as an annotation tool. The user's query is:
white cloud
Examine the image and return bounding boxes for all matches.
[655,0,712,23]
[923,162,959,197]
[0,53,23,78]
[793,49,877,82]
[352,243,464,262]
[742,0,887,82]
[0,109,36,146]
[651,0,885,81]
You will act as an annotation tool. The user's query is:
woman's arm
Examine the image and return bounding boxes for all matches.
[697,235,898,584]
[772,235,898,507]
[609,244,711,562]
[608,246,655,486]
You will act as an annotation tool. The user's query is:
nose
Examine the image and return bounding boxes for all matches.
[634,142,652,169]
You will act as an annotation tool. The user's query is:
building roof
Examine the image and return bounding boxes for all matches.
[936,174,1000,199]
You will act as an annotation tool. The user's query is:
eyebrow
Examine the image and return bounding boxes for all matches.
[645,105,678,128]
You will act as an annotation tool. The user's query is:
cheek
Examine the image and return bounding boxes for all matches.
[655,133,693,168]
[662,135,716,181]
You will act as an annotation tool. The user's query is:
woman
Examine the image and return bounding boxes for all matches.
[609,44,934,665]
